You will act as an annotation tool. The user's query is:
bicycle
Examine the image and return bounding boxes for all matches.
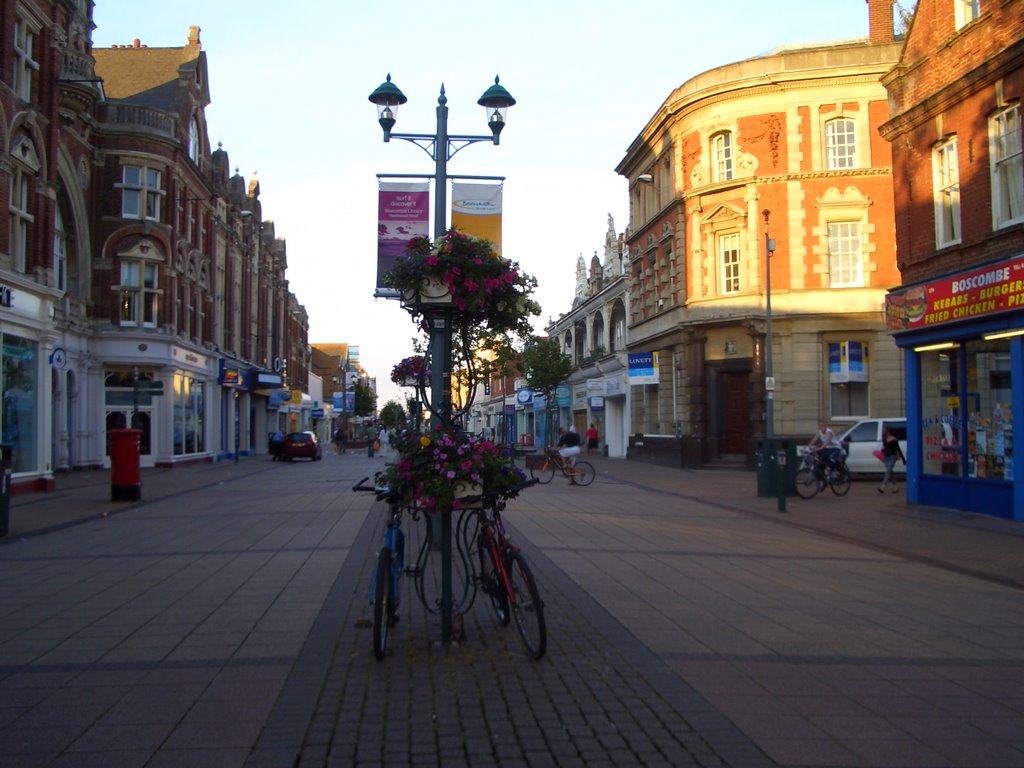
[794,449,851,499]
[353,476,418,659]
[458,479,546,659]
[529,449,595,486]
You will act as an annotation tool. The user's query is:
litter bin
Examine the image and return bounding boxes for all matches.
[756,439,797,498]
[0,445,11,537]
[110,428,142,501]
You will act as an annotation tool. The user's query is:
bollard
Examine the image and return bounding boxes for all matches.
[776,448,787,513]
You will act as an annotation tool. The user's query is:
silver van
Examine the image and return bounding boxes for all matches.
[837,418,908,475]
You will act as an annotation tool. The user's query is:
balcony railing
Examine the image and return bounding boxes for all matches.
[99,103,176,139]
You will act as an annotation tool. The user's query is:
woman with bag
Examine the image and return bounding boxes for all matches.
[879,428,906,494]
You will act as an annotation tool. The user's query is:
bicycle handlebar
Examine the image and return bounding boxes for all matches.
[352,476,397,503]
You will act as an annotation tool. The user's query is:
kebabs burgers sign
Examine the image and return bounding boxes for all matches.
[886,254,1024,332]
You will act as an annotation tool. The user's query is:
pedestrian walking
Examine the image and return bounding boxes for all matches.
[365,422,377,458]
[879,428,906,493]
[378,426,390,456]
[586,423,599,456]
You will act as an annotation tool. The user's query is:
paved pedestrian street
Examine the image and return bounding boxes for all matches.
[0,454,1022,767]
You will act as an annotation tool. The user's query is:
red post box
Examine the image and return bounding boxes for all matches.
[110,428,142,501]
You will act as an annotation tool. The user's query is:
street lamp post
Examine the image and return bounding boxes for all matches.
[763,209,776,444]
[369,74,515,645]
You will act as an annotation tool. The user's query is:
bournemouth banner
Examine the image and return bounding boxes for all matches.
[451,182,502,254]
[377,182,429,295]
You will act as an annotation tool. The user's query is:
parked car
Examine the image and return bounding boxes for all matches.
[837,418,907,475]
[281,431,322,461]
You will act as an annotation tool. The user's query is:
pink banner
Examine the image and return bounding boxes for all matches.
[377,182,429,294]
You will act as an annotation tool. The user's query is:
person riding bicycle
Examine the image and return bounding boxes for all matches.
[556,427,582,467]
[807,420,844,478]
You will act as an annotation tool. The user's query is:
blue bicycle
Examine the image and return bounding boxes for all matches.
[353,476,416,659]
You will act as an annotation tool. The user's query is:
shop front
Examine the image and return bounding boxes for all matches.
[887,254,1024,520]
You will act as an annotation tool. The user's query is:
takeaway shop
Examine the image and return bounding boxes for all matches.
[886,253,1024,521]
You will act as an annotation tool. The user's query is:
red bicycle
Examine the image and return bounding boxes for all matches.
[458,481,546,659]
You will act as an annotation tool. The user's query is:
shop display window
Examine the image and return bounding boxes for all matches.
[2,334,38,473]
[919,340,1012,480]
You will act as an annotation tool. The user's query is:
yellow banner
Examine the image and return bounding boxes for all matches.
[451,183,502,254]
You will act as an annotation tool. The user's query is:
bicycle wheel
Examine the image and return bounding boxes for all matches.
[372,547,392,660]
[794,465,820,499]
[530,457,555,484]
[572,461,595,486]
[507,551,546,660]
[479,537,510,626]
[829,464,851,496]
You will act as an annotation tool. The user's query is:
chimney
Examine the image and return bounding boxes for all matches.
[133,38,141,48]
[867,0,895,43]
[188,26,201,47]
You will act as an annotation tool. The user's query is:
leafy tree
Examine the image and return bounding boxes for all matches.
[352,381,374,417]
[379,400,407,431]
[521,336,574,447]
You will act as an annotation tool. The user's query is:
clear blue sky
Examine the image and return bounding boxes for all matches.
[91,0,877,407]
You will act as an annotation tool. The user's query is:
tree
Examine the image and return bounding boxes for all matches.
[521,336,575,447]
[379,400,407,431]
[352,382,374,417]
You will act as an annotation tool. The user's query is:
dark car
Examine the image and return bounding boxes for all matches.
[281,431,322,461]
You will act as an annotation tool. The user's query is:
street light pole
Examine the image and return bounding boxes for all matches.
[763,209,776,443]
[369,74,515,646]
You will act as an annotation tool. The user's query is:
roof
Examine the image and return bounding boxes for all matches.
[93,28,207,110]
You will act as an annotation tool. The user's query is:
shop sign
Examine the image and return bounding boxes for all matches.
[555,385,572,407]
[589,396,605,412]
[628,352,660,384]
[828,341,869,383]
[886,253,1024,332]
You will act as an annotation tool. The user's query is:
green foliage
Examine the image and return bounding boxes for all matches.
[522,337,574,399]
[352,382,374,417]
[379,400,407,431]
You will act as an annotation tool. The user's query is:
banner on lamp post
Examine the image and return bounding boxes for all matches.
[451,182,502,254]
[377,181,429,294]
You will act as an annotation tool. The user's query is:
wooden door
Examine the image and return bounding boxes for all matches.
[722,372,749,454]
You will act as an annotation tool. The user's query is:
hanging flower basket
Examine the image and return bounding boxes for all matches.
[383,229,540,336]
[404,277,452,305]
[376,428,527,514]
[391,355,430,386]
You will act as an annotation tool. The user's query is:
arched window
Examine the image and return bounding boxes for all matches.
[54,207,67,292]
[825,118,857,170]
[712,132,733,182]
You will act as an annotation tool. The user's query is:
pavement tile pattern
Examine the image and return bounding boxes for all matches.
[0,452,1022,767]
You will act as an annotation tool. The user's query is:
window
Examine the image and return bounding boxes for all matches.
[825,118,857,170]
[13,18,38,102]
[719,233,740,294]
[933,138,961,247]
[1,334,39,473]
[119,262,158,327]
[990,105,1023,229]
[828,340,869,418]
[54,207,67,292]
[188,116,201,164]
[712,133,733,182]
[9,169,33,273]
[827,222,863,287]
[121,166,162,221]
[954,0,980,29]
[173,373,206,455]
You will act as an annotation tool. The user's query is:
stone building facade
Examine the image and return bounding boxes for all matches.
[616,0,905,465]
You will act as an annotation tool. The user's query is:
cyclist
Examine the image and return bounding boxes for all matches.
[807,420,843,478]
[556,427,582,483]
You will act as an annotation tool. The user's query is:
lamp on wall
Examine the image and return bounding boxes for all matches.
[636,173,654,183]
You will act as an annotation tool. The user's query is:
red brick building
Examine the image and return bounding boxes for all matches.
[617,0,903,466]
[2,4,309,489]
[881,0,1024,519]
